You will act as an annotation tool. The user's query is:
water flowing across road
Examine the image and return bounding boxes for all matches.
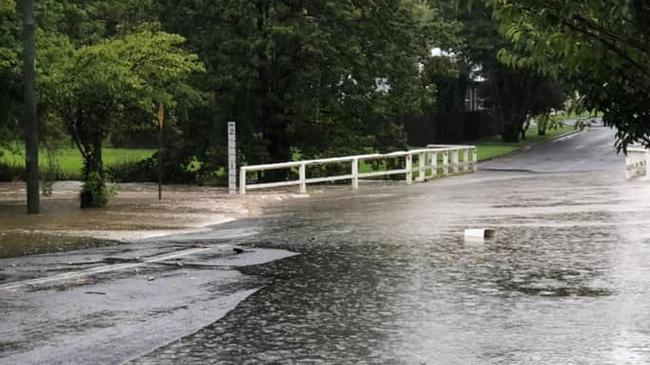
[4,127,650,364]
[131,128,650,364]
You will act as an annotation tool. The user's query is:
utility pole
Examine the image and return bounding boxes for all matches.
[21,0,39,214]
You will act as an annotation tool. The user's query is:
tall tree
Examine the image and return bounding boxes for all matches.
[20,0,39,214]
[0,0,21,150]
[158,0,450,178]
[430,0,565,142]
[39,30,204,207]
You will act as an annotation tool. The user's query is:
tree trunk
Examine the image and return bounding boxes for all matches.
[80,138,106,208]
[501,123,521,143]
[21,0,39,214]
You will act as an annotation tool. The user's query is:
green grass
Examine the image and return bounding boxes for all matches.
[0,124,568,181]
[292,126,576,177]
[0,146,155,179]
[474,125,574,161]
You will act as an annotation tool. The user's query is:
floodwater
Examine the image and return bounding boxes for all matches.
[4,128,650,364]
[130,129,650,364]
[0,182,278,257]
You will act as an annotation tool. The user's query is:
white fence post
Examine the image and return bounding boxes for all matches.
[442,151,449,176]
[405,153,413,184]
[451,149,459,174]
[239,168,247,195]
[472,147,478,171]
[352,158,359,189]
[299,163,307,193]
[431,151,438,178]
[417,152,426,182]
[626,147,649,179]
[463,148,469,171]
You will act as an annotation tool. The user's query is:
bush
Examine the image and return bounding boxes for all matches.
[107,158,158,183]
[80,172,114,208]
[107,153,197,184]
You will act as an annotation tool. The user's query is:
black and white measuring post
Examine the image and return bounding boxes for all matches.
[228,121,237,195]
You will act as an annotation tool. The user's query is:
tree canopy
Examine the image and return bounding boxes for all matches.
[12,0,647,208]
[39,29,204,206]
[429,0,565,142]
[488,0,650,150]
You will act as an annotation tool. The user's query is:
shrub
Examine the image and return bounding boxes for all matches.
[80,172,115,208]
[108,153,198,184]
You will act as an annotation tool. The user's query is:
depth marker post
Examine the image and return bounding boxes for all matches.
[228,121,237,195]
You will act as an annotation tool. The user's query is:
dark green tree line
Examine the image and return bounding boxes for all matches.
[429,0,565,142]
[156,0,455,179]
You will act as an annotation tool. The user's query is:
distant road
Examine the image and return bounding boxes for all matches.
[480,127,624,174]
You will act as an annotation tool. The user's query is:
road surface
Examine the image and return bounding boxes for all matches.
[3,127,650,364]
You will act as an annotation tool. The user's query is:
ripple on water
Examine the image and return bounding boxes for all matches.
[132,172,650,364]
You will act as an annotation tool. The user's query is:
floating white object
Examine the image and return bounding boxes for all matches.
[464,229,496,240]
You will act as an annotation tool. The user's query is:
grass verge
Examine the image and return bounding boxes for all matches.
[474,125,575,161]
[0,147,155,180]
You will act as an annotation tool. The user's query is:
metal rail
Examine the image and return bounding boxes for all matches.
[239,145,478,194]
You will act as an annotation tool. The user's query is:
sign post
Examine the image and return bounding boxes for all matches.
[228,122,237,195]
[157,103,165,200]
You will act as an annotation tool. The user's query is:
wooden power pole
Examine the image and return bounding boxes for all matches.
[21,0,39,214]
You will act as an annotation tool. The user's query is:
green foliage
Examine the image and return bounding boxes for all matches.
[535,113,563,136]
[39,28,203,206]
[430,0,566,142]
[158,0,456,178]
[0,146,154,180]
[2,0,463,198]
[80,171,114,208]
[488,0,650,150]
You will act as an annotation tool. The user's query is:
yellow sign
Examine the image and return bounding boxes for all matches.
[157,103,165,129]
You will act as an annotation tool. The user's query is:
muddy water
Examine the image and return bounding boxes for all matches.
[0,182,283,257]
[132,167,650,364]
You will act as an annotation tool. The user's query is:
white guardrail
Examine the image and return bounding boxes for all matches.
[626,146,648,179]
[239,145,477,194]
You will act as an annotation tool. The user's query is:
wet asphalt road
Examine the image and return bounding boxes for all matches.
[4,127,650,364]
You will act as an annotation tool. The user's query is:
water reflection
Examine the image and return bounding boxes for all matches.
[132,171,650,364]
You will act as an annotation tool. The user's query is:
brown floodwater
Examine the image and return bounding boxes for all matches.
[0,181,284,257]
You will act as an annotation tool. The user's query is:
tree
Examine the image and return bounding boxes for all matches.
[20,0,39,214]
[430,0,565,142]
[488,0,650,150]
[158,0,453,180]
[0,0,20,150]
[39,30,203,207]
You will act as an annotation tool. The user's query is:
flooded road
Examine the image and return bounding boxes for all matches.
[4,127,650,364]
[133,128,650,364]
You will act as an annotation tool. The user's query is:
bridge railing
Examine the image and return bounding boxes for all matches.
[239,145,477,194]
[626,146,648,179]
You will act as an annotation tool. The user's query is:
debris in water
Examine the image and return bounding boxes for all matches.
[464,228,496,240]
